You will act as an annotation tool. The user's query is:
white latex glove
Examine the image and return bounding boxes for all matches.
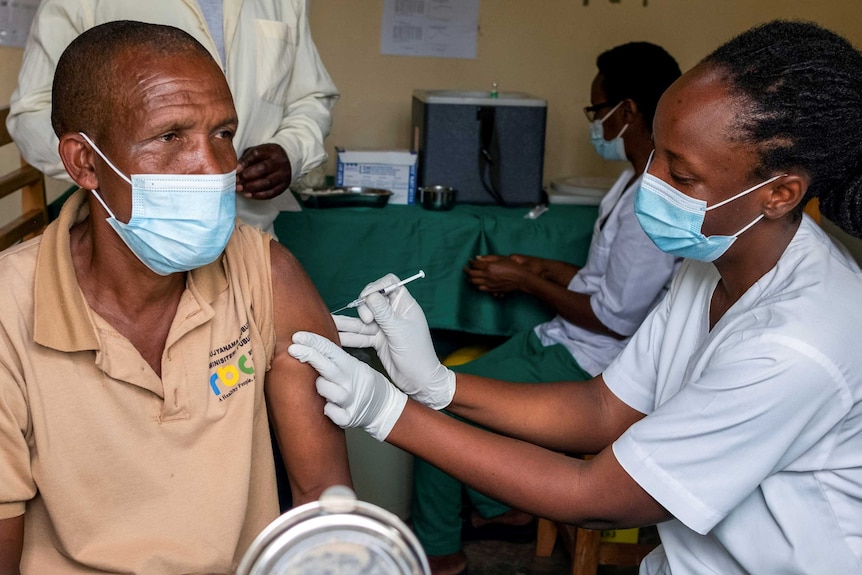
[333,274,456,410]
[288,331,407,442]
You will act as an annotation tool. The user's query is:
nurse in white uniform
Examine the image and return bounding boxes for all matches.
[289,20,862,574]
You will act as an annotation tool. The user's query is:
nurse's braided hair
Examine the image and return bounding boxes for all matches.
[52,20,215,140]
[703,20,862,238]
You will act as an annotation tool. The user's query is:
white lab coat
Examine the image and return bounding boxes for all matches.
[606,216,862,574]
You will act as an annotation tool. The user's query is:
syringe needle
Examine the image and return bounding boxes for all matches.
[330,270,426,313]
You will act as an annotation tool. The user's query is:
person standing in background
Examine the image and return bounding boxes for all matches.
[7,0,338,238]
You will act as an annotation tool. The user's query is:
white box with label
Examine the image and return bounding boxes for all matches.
[335,148,418,205]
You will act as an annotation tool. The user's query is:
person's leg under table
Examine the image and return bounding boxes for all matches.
[411,330,591,572]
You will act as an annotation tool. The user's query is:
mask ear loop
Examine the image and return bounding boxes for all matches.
[598,100,624,124]
[730,213,765,237]
[88,187,118,220]
[595,101,629,144]
[644,149,656,173]
[78,132,133,221]
[612,123,629,140]
[706,174,786,238]
[705,174,786,211]
[78,132,132,186]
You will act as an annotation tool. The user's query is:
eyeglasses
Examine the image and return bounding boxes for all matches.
[583,101,615,122]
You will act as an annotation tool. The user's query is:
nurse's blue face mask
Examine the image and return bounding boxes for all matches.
[589,101,629,162]
[79,132,237,275]
[634,152,784,262]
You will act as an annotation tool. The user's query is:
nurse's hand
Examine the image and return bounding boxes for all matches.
[289,331,407,442]
[333,274,456,410]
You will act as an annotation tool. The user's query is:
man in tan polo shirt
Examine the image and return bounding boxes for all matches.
[0,21,351,574]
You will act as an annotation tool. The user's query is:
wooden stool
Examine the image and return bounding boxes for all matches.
[536,519,656,575]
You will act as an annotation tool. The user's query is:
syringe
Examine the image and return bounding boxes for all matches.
[331,270,426,314]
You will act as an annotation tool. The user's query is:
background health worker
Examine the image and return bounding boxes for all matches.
[290,20,862,574]
[7,0,338,237]
[410,41,681,574]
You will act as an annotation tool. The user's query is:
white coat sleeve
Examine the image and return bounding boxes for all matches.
[260,0,338,183]
[6,0,90,181]
[590,194,678,337]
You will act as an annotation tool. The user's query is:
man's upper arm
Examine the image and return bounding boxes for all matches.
[265,240,351,505]
[0,514,23,574]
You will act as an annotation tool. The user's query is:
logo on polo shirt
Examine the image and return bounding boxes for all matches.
[208,322,255,401]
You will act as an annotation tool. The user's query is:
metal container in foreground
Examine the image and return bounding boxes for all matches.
[236,486,430,575]
[419,185,457,211]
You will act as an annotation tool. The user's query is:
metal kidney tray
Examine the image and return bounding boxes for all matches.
[295,187,392,209]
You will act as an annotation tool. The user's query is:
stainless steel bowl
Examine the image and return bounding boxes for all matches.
[296,186,392,209]
[419,186,456,211]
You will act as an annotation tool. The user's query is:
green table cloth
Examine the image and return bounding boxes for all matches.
[274,203,598,336]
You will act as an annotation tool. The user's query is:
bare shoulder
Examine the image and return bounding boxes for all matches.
[269,239,336,340]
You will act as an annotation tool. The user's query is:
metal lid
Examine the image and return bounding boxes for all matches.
[236,486,430,575]
[548,176,616,206]
[413,89,546,107]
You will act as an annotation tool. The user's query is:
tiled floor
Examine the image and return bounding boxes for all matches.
[462,538,570,574]
[461,536,642,575]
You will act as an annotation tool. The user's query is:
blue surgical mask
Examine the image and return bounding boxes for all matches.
[80,133,236,275]
[634,153,784,262]
[590,101,629,162]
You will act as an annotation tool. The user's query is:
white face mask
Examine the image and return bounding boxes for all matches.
[589,101,629,162]
[80,132,237,275]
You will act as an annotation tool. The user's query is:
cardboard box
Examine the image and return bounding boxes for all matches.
[336,148,418,205]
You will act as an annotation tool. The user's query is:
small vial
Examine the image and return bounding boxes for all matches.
[490,82,498,99]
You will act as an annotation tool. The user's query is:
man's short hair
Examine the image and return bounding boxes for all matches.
[51,20,215,139]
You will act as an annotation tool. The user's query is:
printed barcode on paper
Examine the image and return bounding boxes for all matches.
[395,0,425,16]
[393,25,422,42]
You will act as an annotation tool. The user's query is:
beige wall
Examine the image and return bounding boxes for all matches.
[0,47,21,105]
[2,1,861,256]
[309,0,862,182]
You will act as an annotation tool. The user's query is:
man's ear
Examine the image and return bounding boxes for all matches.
[58,133,99,191]
[763,174,808,220]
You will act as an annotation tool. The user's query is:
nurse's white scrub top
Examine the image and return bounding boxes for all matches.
[535,169,678,376]
[605,216,862,574]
